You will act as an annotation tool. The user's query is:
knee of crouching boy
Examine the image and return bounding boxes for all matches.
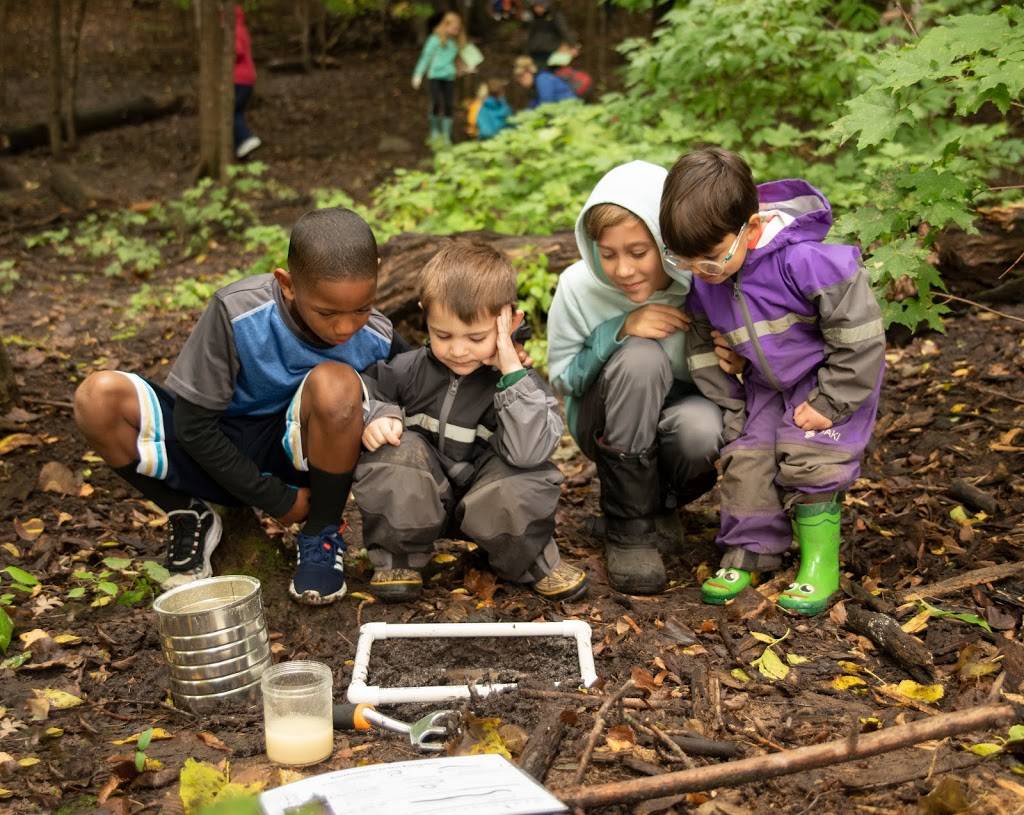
[303,362,363,425]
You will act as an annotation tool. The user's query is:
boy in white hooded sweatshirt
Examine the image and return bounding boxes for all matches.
[547,161,738,594]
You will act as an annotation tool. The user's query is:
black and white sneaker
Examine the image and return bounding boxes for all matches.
[162,501,222,589]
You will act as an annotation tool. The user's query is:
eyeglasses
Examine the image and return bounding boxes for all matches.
[664,224,748,279]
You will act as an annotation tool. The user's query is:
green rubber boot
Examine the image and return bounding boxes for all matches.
[439,116,453,145]
[701,567,754,604]
[427,115,441,145]
[777,500,841,616]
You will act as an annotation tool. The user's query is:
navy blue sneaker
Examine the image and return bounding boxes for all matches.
[289,524,347,605]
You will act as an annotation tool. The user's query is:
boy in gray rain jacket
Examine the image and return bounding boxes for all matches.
[353,240,589,603]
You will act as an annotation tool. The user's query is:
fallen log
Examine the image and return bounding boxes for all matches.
[897,560,1024,604]
[1,94,184,153]
[843,603,934,684]
[935,202,1024,296]
[377,230,578,324]
[554,703,1019,809]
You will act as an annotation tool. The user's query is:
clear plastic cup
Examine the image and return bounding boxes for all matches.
[261,660,334,766]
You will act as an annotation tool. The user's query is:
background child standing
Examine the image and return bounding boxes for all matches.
[412,11,466,146]
[660,147,886,616]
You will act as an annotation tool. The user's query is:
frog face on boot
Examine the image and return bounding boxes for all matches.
[701,567,754,604]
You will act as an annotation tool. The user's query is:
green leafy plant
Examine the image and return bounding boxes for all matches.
[68,558,169,608]
[515,251,559,372]
[135,727,155,773]
[0,259,20,294]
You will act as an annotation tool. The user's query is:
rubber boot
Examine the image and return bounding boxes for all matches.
[427,115,441,145]
[439,116,453,145]
[777,500,841,616]
[594,439,666,595]
[701,567,754,604]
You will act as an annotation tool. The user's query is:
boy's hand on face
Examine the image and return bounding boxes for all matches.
[793,401,833,431]
[711,330,745,375]
[619,304,691,341]
[362,417,404,452]
[490,304,526,376]
[277,486,311,526]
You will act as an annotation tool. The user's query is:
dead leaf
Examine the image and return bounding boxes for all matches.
[35,688,84,710]
[13,518,44,541]
[0,434,41,456]
[463,568,498,603]
[37,461,77,495]
[25,696,50,721]
[197,732,230,752]
[605,724,636,752]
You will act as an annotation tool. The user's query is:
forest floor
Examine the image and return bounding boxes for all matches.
[3,4,1024,815]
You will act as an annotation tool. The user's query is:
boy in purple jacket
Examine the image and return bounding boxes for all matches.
[659,147,885,616]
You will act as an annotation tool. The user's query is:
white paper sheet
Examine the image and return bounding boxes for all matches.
[258,754,568,815]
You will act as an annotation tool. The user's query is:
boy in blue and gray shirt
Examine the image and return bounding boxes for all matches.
[74,208,401,605]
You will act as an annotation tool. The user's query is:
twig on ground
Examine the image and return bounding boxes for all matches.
[21,396,75,411]
[623,711,696,769]
[897,561,1024,603]
[843,603,935,683]
[938,293,1024,325]
[516,687,682,710]
[571,678,635,786]
[555,703,1020,809]
[962,382,1024,407]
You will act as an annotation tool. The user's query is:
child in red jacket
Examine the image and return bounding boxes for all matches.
[234,4,261,159]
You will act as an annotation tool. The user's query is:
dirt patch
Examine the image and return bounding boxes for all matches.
[369,635,582,688]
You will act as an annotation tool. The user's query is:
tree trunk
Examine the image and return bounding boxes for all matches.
[196,0,233,181]
[64,0,88,148]
[0,341,18,411]
[0,0,11,112]
[48,0,64,158]
[297,0,312,73]
[315,0,327,62]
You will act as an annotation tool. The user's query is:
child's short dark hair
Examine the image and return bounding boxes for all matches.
[660,147,759,258]
[287,207,379,287]
[419,240,516,323]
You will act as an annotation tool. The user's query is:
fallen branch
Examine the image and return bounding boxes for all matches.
[949,478,999,515]
[843,603,934,684]
[518,703,567,782]
[571,678,634,786]
[554,703,1019,809]
[897,561,1024,604]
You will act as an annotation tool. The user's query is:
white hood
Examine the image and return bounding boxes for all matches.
[548,161,693,390]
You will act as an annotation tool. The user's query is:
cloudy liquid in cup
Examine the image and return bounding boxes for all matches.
[265,713,333,765]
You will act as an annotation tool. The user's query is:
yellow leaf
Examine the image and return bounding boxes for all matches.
[44,727,63,738]
[15,518,44,541]
[81,452,104,464]
[968,743,1003,757]
[78,484,94,498]
[431,553,458,565]
[949,506,970,526]
[0,433,41,456]
[901,609,931,634]
[55,512,73,527]
[750,632,775,644]
[142,757,164,771]
[19,629,50,647]
[838,661,863,674]
[786,653,809,665]
[833,675,867,691]
[884,680,944,704]
[91,596,113,608]
[17,757,40,767]
[1,543,19,558]
[730,668,752,683]
[753,647,789,681]
[0,788,12,799]
[950,403,968,413]
[348,592,375,603]
[37,689,84,709]
[449,588,470,596]
[112,727,172,745]
[53,634,82,646]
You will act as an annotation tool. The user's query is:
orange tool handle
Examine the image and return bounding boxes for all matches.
[333,703,374,731]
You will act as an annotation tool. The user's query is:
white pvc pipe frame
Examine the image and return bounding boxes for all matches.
[347,621,598,705]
